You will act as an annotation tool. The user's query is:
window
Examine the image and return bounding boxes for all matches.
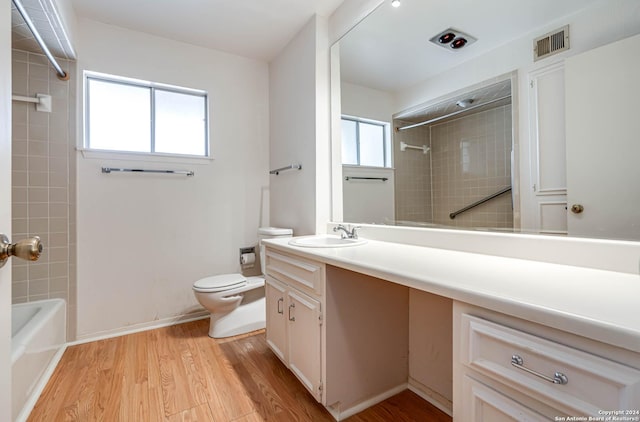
[341,116,391,167]
[85,72,209,157]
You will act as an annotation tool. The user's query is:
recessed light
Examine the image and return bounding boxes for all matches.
[391,0,401,7]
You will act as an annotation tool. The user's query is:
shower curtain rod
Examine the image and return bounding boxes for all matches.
[12,0,69,80]
[395,95,511,132]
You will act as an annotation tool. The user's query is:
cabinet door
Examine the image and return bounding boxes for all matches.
[287,289,322,401]
[265,277,287,363]
[463,376,546,422]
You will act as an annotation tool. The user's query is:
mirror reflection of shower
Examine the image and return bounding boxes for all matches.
[343,78,514,230]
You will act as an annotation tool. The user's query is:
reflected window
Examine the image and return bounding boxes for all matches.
[341,116,391,167]
[85,72,209,157]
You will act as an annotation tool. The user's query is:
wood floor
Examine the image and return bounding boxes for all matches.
[28,319,452,422]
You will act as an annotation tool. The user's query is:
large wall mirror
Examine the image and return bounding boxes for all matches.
[333,0,640,241]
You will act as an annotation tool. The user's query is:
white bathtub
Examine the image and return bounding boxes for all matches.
[12,299,67,422]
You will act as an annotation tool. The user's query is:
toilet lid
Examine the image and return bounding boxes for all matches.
[193,274,247,292]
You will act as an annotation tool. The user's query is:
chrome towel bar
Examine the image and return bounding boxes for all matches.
[345,176,388,181]
[449,186,512,219]
[101,167,194,176]
[270,164,302,175]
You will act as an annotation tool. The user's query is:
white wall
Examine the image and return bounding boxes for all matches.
[76,19,270,338]
[269,15,332,236]
[1,0,12,417]
[341,82,394,122]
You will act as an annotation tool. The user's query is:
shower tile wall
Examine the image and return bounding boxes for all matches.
[11,49,77,339]
[430,105,513,229]
[393,121,432,223]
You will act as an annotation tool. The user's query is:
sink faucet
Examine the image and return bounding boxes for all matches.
[333,224,360,239]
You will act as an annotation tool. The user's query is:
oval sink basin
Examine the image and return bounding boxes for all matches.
[288,235,367,248]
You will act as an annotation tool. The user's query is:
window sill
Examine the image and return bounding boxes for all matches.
[77,148,215,164]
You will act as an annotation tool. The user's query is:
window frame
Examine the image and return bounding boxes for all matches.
[341,115,391,168]
[84,71,210,158]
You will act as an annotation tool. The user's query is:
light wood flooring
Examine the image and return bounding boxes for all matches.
[28,318,452,421]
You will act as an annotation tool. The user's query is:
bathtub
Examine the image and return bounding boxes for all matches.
[12,299,67,422]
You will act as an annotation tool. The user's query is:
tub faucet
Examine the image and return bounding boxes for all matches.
[333,224,360,239]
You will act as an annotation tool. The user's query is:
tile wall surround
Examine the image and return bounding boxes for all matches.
[11,49,77,340]
[393,105,513,230]
[393,121,432,223]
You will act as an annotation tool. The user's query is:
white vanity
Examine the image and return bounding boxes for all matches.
[262,234,640,421]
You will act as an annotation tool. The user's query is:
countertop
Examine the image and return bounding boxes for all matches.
[263,236,640,353]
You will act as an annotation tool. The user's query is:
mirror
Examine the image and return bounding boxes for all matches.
[335,0,640,241]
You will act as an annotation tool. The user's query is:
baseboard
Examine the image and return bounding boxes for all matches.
[70,310,209,346]
[15,344,67,422]
[408,378,453,417]
[327,383,408,421]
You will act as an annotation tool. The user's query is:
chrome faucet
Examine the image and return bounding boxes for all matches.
[333,224,360,239]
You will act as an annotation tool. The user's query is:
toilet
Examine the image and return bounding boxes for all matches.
[193,227,292,338]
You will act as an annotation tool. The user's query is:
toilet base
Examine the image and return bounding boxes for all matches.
[208,296,266,338]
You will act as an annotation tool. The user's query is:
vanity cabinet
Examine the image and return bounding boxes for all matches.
[454,302,640,421]
[264,249,325,402]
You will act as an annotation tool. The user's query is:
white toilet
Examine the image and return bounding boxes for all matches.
[192,227,292,338]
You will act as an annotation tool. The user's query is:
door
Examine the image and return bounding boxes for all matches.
[287,289,321,401]
[565,34,640,240]
[526,61,568,235]
[265,277,287,363]
[1,1,12,419]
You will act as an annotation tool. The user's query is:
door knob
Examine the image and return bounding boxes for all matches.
[0,234,43,268]
[570,204,584,214]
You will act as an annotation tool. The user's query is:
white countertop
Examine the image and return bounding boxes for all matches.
[263,236,640,353]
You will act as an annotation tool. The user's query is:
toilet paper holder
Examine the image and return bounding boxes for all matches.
[239,246,256,266]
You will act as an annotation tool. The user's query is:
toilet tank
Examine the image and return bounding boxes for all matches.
[257,227,292,273]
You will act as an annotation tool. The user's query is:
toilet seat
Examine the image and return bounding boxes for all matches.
[193,273,247,293]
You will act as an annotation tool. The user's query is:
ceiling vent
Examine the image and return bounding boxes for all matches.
[534,25,569,61]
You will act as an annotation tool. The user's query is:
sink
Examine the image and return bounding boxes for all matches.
[288,235,367,248]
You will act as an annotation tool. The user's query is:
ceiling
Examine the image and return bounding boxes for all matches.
[67,0,345,61]
[11,0,76,59]
[339,0,603,93]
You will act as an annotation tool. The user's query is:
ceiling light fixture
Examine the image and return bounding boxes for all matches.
[429,28,477,51]
[391,0,401,8]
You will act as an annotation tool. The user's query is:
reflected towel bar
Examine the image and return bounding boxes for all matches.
[449,186,512,219]
[345,176,388,181]
[270,164,302,175]
[101,167,194,176]
[400,142,429,154]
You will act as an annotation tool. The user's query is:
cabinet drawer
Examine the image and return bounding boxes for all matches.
[463,375,546,421]
[265,249,324,295]
[461,314,640,416]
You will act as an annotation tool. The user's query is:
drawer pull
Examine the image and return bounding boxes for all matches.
[511,355,568,385]
[289,303,296,321]
[277,297,284,314]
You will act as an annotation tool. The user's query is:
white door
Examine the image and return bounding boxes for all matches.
[1,1,13,419]
[565,34,640,240]
[287,289,321,401]
[265,277,287,363]
[526,62,568,235]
